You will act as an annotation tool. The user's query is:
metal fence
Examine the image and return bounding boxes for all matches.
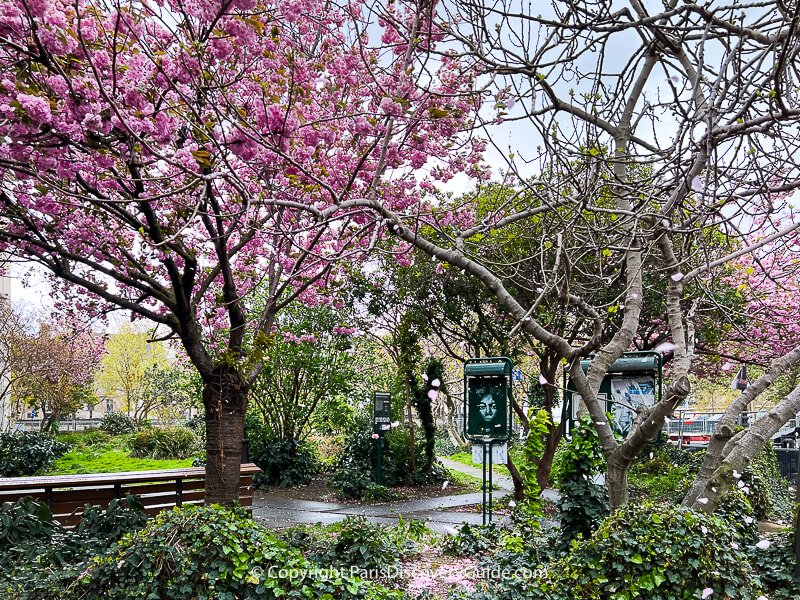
[13,418,103,432]
[775,448,800,482]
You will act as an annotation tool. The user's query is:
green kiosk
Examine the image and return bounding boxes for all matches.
[464,357,513,524]
[563,351,662,439]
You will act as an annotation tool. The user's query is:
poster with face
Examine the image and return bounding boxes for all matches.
[609,377,656,437]
[467,376,508,439]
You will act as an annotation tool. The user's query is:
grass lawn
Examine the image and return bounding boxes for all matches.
[46,433,194,475]
[446,448,522,477]
[444,467,484,491]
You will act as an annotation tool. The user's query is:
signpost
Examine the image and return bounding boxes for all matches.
[562,351,662,439]
[373,392,391,485]
[464,357,513,525]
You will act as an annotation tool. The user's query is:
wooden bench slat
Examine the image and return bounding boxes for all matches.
[0,464,260,525]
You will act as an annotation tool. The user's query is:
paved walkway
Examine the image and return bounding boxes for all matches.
[252,457,559,534]
[438,456,560,503]
[252,490,508,534]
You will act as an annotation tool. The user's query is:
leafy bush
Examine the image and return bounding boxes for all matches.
[322,516,407,571]
[100,411,137,435]
[442,523,500,556]
[747,530,800,599]
[742,443,792,521]
[717,489,759,546]
[57,429,112,448]
[1,495,148,597]
[361,483,397,503]
[554,415,608,546]
[0,497,57,556]
[433,430,464,457]
[538,502,759,600]
[76,505,399,599]
[251,438,320,488]
[246,415,320,487]
[0,431,69,476]
[333,466,374,500]
[332,415,444,499]
[128,426,199,459]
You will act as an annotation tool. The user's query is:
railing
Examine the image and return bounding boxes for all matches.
[0,464,260,526]
[775,448,799,482]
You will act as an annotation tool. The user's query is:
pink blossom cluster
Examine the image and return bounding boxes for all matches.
[0,0,486,353]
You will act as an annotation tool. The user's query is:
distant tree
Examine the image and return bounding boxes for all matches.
[249,303,358,441]
[12,321,104,431]
[95,324,169,423]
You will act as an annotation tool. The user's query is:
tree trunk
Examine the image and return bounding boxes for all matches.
[203,364,248,506]
[606,453,629,509]
[406,377,416,473]
[507,455,525,501]
[39,409,55,433]
[535,354,562,491]
[536,422,562,491]
[687,382,800,513]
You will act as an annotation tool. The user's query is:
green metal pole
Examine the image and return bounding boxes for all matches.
[376,434,383,485]
[482,442,487,526]
[488,441,494,524]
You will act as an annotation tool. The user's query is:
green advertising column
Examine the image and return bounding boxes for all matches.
[463,358,513,525]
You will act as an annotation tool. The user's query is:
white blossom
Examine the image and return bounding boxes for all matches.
[701,588,714,599]
[756,539,771,550]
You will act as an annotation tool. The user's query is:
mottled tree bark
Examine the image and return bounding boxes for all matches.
[203,364,249,506]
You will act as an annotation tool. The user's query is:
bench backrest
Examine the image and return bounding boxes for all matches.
[0,464,260,525]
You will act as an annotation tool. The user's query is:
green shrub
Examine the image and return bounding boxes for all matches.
[361,483,397,503]
[0,431,70,476]
[718,489,759,546]
[246,416,320,487]
[100,411,137,435]
[332,415,444,499]
[333,466,374,499]
[433,430,464,457]
[742,443,792,521]
[57,429,112,448]
[538,502,759,600]
[748,530,800,599]
[442,523,500,556]
[318,516,424,572]
[251,438,320,488]
[555,415,608,546]
[0,497,57,560]
[76,505,399,599]
[128,426,199,459]
[0,495,148,597]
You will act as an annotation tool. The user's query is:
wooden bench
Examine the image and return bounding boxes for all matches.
[0,463,261,526]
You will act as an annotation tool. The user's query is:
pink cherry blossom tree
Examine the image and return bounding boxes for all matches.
[0,0,480,503]
[11,317,104,432]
